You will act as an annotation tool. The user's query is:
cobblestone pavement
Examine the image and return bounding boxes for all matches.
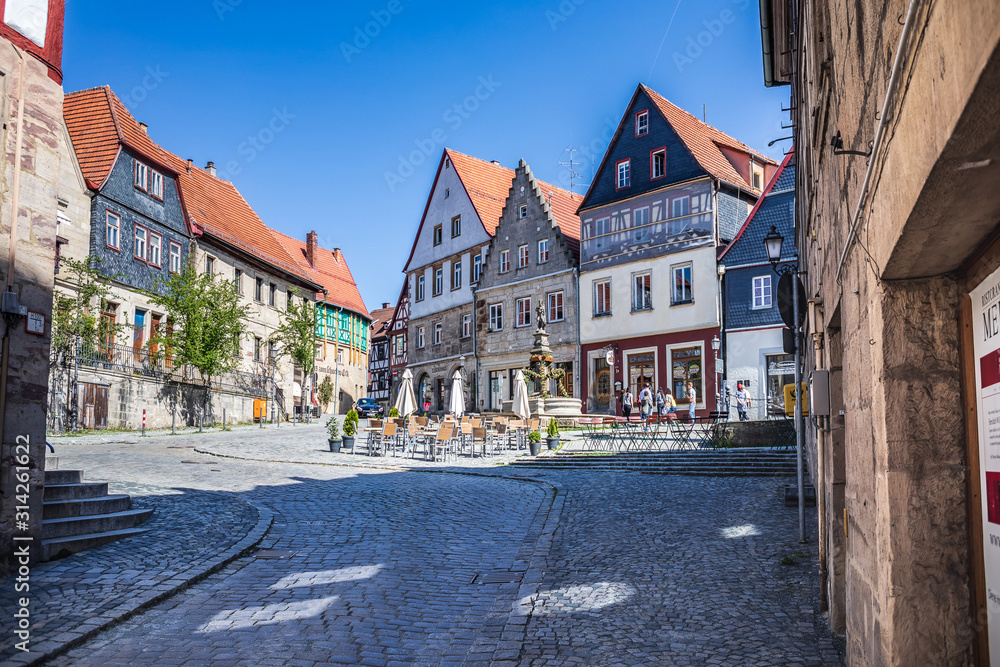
[15,425,844,666]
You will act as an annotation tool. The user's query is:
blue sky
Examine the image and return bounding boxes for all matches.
[63,0,790,312]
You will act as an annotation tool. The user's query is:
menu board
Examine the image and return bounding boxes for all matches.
[970,268,1000,665]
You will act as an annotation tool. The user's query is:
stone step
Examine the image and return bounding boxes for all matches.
[44,482,109,501]
[513,458,796,467]
[510,466,796,476]
[41,527,151,562]
[43,494,133,519]
[42,508,153,539]
[45,469,83,485]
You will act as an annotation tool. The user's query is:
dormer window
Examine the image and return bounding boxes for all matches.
[752,166,763,190]
[134,161,149,191]
[635,110,649,137]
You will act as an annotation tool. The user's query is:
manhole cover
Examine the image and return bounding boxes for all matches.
[472,571,523,585]
[253,550,295,559]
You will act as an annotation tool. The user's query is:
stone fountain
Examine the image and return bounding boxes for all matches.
[521,300,580,418]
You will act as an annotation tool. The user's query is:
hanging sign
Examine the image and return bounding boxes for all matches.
[605,350,614,366]
[970,268,1000,664]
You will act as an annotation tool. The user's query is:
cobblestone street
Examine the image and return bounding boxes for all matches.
[8,425,842,665]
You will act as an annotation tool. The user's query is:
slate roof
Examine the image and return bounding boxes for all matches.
[719,150,796,266]
[643,85,775,193]
[368,305,395,340]
[272,230,369,318]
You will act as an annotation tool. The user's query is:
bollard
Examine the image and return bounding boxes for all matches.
[172,406,175,434]
[199,409,203,433]
[142,409,146,437]
[223,408,227,432]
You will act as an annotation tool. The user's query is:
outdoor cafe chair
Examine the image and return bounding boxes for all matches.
[432,427,455,462]
[472,426,491,457]
[459,422,474,456]
[370,421,397,457]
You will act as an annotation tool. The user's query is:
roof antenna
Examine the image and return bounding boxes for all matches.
[703,104,706,123]
[558,146,589,195]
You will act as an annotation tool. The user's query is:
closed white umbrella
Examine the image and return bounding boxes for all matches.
[449,370,465,417]
[394,368,417,417]
[512,370,531,420]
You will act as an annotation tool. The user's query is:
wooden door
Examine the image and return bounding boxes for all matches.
[149,314,161,360]
[79,382,109,429]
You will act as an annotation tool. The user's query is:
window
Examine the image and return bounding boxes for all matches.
[753,275,773,309]
[417,326,425,348]
[752,165,763,190]
[633,207,650,243]
[106,211,121,250]
[315,341,324,361]
[462,314,472,338]
[150,170,164,199]
[255,277,264,302]
[651,148,666,179]
[671,346,703,403]
[672,265,693,304]
[134,161,148,191]
[417,274,425,301]
[593,217,610,251]
[269,283,276,307]
[434,268,443,295]
[500,249,510,273]
[672,196,690,219]
[452,261,462,290]
[206,256,215,276]
[635,110,648,136]
[547,291,564,322]
[168,241,181,273]
[433,322,443,344]
[234,268,243,294]
[254,336,262,362]
[134,226,148,261]
[538,239,549,264]
[433,225,443,245]
[337,348,345,363]
[518,244,529,268]
[473,255,482,283]
[594,280,611,316]
[148,232,162,267]
[489,303,504,331]
[516,297,531,327]
[616,159,631,189]
[518,204,528,219]
[445,188,450,198]
[633,272,652,311]
[451,215,461,238]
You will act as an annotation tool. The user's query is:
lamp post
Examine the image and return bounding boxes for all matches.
[765,225,806,544]
[711,335,721,413]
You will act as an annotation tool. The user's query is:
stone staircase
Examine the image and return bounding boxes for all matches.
[508,448,799,477]
[41,468,153,561]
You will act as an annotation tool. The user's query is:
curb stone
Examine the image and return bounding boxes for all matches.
[7,498,274,667]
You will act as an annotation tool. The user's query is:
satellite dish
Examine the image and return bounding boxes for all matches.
[605,350,614,366]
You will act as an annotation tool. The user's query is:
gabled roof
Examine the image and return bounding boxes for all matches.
[368,305,395,338]
[718,148,795,264]
[578,84,776,212]
[64,86,178,190]
[403,149,516,272]
[517,160,583,259]
[272,230,369,319]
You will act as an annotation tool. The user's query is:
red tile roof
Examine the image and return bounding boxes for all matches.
[642,85,775,192]
[64,86,179,190]
[522,163,584,259]
[368,305,395,339]
[272,230,369,319]
[447,149,516,236]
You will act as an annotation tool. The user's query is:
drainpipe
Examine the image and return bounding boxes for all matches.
[574,266,581,412]
[0,46,28,452]
[472,277,480,413]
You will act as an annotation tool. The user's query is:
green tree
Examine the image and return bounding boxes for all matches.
[50,256,124,360]
[150,260,251,421]
[271,289,318,422]
[318,375,334,410]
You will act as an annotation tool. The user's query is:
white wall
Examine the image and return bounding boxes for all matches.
[407,160,492,320]
[579,245,720,345]
[725,326,784,420]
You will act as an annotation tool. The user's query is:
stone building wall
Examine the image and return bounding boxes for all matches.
[408,304,475,412]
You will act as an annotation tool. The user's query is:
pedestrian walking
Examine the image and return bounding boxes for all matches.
[735,382,752,422]
[686,381,697,423]
[622,387,633,418]
[664,388,677,416]
[639,383,654,430]
[656,387,666,416]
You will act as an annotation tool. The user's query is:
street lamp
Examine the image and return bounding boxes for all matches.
[711,335,721,413]
[763,225,806,544]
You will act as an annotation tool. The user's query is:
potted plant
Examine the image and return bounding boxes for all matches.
[528,430,542,456]
[546,420,560,450]
[388,406,400,419]
[326,417,342,453]
[342,409,359,451]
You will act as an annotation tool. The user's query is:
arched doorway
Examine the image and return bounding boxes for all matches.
[417,373,432,414]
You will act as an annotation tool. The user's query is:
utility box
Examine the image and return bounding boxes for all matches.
[784,382,809,417]
[253,399,267,422]
[809,370,831,416]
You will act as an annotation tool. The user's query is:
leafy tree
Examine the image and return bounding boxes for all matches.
[50,256,125,360]
[150,260,251,420]
[318,375,334,410]
[271,289,318,422]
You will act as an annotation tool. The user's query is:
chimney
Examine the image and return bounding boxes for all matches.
[139,122,148,134]
[306,230,319,267]
[333,248,342,263]
[186,158,192,174]
[206,161,216,176]
[382,302,390,309]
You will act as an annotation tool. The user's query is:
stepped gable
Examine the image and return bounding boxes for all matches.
[271,230,369,317]
[521,163,583,259]
[642,84,776,193]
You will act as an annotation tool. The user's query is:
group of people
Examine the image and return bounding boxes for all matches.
[620,381,754,423]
